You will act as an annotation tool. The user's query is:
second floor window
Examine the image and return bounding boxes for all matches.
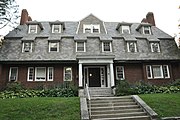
[22,42,33,52]
[28,25,37,34]
[76,42,86,52]
[83,24,100,33]
[49,42,59,52]
[52,24,61,33]
[102,42,112,52]
[150,42,160,52]
[127,42,137,52]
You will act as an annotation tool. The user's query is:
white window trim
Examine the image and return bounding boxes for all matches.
[76,42,86,52]
[146,65,153,79]
[27,67,34,81]
[48,42,59,52]
[127,42,137,52]
[150,42,160,52]
[52,24,61,33]
[102,42,112,52]
[163,65,170,78]
[47,67,54,81]
[116,66,125,80]
[9,67,18,82]
[35,67,46,81]
[83,24,100,33]
[143,26,151,35]
[121,26,130,34]
[28,25,38,34]
[22,42,33,53]
[64,67,72,81]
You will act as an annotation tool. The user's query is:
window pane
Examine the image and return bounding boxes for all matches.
[92,25,100,33]
[9,67,18,81]
[144,26,151,34]
[48,67,53,81]
[23,42,32,52]
[116,66,124,80]
[28,67,34,81]
[128,42,136,52]
[49,42,58,52]
[153,66,163,78]
[29,25,37,33]
[53,25,61,33]
[163,65,170,78]
[122,26,130,34]
[151,43,160,52]
[77,42,84,52]
[146,65,152,79]
[64,67,72,81]
[103,42,111,51]
[36,67,46,81]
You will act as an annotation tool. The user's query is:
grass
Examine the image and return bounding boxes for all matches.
[139,93,180,118]
[0,97,80,120]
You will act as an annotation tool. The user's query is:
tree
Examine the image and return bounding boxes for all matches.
[0,0,20,29]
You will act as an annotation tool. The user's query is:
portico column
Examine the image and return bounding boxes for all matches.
[110,63,115,87]
[78,63,83,87]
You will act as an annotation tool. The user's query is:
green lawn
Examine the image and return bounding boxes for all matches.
[0,97,80,120]
[139,93,180,118]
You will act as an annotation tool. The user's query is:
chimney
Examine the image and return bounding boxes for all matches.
[146,12,156,26]
[141,18,148,23]
[20,9,32,25]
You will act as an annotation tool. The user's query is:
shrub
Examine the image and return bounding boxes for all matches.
[5,82,24,92]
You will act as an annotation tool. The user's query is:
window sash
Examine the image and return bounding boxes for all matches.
[22,42,32,52]
[143,26,151,34]
[49,42,59,52]
[150,42,160,52]
[52,25,61,33]
[146,65,153,79]
[9,67,18,81]
[64,67,72,81]
[163,65,170,78]
[116,66,125,80]
[83,24,100,33]
[48,67,54,81]
[76,42,85,52]
[35,67,46,81]
[121,26,130,34]
[102,42,112,52]
[152,65,163,78]
[28,25,37,33]
[127,42,137,52]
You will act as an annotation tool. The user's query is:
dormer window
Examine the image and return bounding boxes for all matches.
[52,24,62,33]
[76,42,86,52]
[49,41,59,52]
[121,26,130,34]
[102,41,112,52]
[150,42,160,52]
[28,25,37,34]
[22,41,33,53]
[127,42,137,52]
[143,26,151,35]
[83,24,100,33]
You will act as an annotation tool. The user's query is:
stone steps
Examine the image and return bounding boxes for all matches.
[89,87,113,97]
[88,96,152,120]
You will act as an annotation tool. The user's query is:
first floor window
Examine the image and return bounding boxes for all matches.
[9,67,18,81]
[116,66,125,80]
[64,67,72,81]
[102,42,112,52]
[28,67,34,81]
[146,65,170,79]
[35,67,46,81]
[127,42,137,52]
[48,67,54,81]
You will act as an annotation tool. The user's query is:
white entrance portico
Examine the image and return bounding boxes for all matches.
[77,55,115,88]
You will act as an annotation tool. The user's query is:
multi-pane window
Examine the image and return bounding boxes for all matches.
[22,42,33,52]
[9,67,18,81]
[76,42,86,52]
[146,65,170,79]
[49,42,59,52]
[116,66,125,80]
[27,67,34,81]
[121,26,130,34]
[52,24,61,33]
[27,67,54,81]
[127,42,137,52]
[83,24,100,33]
[102,42,112,52]
[35,67,46,81]
[48,67,53,81]
[64,67,72,81]
[143,26,151,35]
[150,42,160,52]
[28,25,37,33]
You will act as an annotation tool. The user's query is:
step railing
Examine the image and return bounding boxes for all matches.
[85,84,91,117]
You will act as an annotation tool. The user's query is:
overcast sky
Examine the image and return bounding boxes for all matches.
[0,0,180,36]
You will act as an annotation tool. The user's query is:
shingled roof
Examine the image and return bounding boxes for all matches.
[0,13,180,62]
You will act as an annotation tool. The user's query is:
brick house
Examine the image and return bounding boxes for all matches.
[0,9,180,90]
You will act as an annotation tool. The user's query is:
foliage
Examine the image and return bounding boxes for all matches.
[0,83,78,99]
[5,82,24,92]
[0,0,20,29]
[140,93,180,118]
[0,97,80,120]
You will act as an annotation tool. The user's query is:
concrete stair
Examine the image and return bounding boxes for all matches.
[88,96,151,120]
[89,87,113,97]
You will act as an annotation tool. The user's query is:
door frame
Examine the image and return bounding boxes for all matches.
[83,66,106,87]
